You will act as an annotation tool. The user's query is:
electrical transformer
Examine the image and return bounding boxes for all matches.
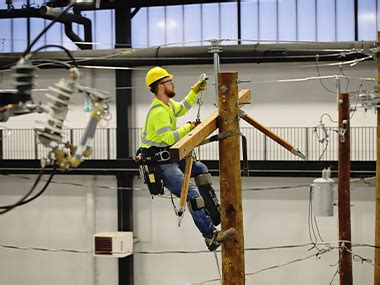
[312,168,334,217]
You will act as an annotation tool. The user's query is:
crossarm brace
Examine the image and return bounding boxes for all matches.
[239,109,307,160]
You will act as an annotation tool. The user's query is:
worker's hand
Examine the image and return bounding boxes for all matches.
[188,120,201,130]
[193,120,201,127]
[191,74,208,94]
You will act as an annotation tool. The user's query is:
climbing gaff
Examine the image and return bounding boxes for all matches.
[177,155,194,227]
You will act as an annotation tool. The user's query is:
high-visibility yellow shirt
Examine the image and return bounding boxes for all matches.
[140,90,198,148]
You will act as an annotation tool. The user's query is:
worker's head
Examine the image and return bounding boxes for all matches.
[146,67,175,97]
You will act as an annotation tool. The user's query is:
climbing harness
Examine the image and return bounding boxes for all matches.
[136,147,171,197]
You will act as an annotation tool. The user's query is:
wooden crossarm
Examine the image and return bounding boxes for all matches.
[169,89,252,162]
[169,111,218,161]
[237,89,251,106]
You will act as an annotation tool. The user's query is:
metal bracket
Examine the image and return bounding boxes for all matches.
[241,134,249,176]
[198,129,241,147]
[339,120,348,143]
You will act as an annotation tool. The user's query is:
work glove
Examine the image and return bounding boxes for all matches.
[191,74,208,94]
[188,120,201,130]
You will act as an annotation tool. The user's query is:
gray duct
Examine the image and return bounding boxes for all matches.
[0,6,93,50]
[0,41,376,68]
[39,6,93,50]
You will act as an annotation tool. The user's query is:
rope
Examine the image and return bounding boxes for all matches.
[213,251,223,285]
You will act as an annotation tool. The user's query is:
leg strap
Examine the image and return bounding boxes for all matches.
[187,196,205,213]
[195,173,221,226]
[194,173,212,186]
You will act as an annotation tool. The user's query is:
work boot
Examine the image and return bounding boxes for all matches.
[205,227,236,251]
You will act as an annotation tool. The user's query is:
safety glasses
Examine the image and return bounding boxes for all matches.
[160,79,173,85]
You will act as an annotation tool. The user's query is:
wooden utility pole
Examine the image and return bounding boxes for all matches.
[338,92,353,285]
[374,31,380,284]
[169,80,303,284]
[218,72,245,284]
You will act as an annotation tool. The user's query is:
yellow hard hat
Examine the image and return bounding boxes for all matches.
[146,67,173,88]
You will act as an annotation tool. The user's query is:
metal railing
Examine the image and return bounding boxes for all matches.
[0,127,376,161]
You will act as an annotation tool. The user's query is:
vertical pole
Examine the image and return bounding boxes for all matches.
[218,72,245,285]
[374,31,380,284]
[0,129,2,160]
[338,92,353,285]
[115,2,133,285]
[34,129,38,160]
[26,0,30,47]
[107,128,110,160]
[305,127,309,160]
[237,0,241,45]
[211,40,221,107]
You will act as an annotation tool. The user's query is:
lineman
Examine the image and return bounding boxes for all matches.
[138,66,235,251]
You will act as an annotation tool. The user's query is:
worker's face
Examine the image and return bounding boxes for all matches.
[160,78,175,98]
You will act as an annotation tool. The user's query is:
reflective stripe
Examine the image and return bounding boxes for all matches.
[157,126,172,134]
[183,99,191,110]
[169,102,175,113]
[173,130,179,142]
[142,137,169,147]
[174,104,184,116]
[142,104,163,139]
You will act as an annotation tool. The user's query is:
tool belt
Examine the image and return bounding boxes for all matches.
[139,147,171,164]
[136,147,171,196]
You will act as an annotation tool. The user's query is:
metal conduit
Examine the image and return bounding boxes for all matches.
[0,41,376,68]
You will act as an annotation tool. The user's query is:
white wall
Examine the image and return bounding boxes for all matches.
[0,175,118,285]
[0,175,375,285]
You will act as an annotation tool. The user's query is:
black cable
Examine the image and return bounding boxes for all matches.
[10,166,56,207]
[313,216,326,243]
[339,67,350,92]
[320,113,339,124]
[32,58,73,69]
[30,44,77,67]
[329,267,339,285]
[0,166,56,214]
[307,185,319,247]
[0,167,45,214]
[22,3,75,57]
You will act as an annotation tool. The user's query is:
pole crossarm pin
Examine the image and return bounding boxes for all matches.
[237,79,251,84]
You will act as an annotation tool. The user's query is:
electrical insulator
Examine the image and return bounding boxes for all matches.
[37,79,75,146]
[11,58,37,102]
[358,90,380,111]
[312,168,334,217]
